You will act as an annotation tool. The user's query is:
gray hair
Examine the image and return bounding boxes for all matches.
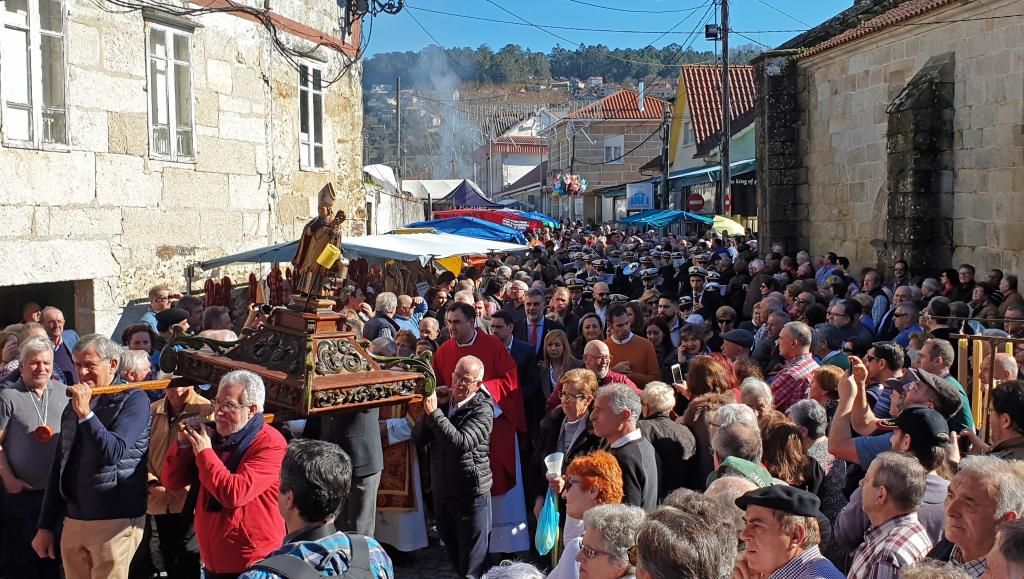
[994,353,1019,379]
[453,290,476,305]
[582,504,646,568]
[705,476,758,536]
[483,561,545,579]
[787,399,828,439]
[871,451,927,510]
[73,333,122,362]
[783,321,813,347]
[957,456,1024,519]
[739,378,772,408]
[510,279,528,291]
[641,381,676,415]
[749,259,764,273]
[419,317,439,332]
[922,278,941,293]
[19,336,54,365]
[456,355,485,381]
[712,423,763,464]
[118,350,151,378]
[898,560,972,579]
[714,403,759,431]
[369,337,397,356]
[524,288,545,301]
[219,369,266,412]
[597,383,642,426]
[375,292,398,314]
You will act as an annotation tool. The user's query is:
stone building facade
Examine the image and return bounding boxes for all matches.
[0,0,366,334]
[754,0,1024,274]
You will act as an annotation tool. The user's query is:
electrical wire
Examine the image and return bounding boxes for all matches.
[405,4,709,34]
[565,0,712,14]
[747,0,812,28]
[574,126,662,165]
[404,8,475,77]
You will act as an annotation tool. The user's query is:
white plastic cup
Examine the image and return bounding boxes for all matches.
[544,452,565,476]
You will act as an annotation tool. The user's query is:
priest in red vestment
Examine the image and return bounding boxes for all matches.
[433,301,529,553]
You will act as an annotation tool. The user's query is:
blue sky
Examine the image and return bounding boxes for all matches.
[365,0,851,56]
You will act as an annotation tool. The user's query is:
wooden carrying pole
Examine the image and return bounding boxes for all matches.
[77,377,276,423]
[953,333,1020,436]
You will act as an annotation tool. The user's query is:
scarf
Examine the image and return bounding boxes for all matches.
[206,413,265,512]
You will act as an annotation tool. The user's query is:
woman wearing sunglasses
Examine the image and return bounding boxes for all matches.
[548,450,624,579]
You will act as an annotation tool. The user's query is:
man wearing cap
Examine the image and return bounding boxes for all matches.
[830,362,963,471]
[848,452,933,578]
[154,307,191,352]
[834,405,954,552]
[734,486,844,579]
[720,329,754,363]
[680,266,721,318]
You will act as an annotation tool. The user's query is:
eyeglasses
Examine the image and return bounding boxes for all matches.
[893,313,910,318]
[564,477,580,491]
[154,295,171,301]
[827,311,849,319]
[795,299,812,305]
[718,318,735,324]
[863,354,879,362]
[560,391,588,401]
[213,400,249,412]
[578,542,613,560]
[585,354,611,362]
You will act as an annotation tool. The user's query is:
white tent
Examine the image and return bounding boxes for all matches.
[343,232,528,265]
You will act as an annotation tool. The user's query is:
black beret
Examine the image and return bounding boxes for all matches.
[156,308,190,333]
[720,329,755,349]
[736,485,821,517]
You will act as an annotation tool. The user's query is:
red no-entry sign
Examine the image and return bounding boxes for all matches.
[687,193,704,212]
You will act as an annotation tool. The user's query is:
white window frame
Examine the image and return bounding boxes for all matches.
[298,62,325,171]
[603,134,624,164]
[0,0,69,149]
[682,118,695,146]
[145,22,195,162]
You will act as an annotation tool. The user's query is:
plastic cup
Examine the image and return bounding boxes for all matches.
[544,452,565,476]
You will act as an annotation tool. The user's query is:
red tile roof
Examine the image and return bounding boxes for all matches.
[800,0,957,58]
[494,135,546,147]
[567,89,666,120]
[681,64,757,147]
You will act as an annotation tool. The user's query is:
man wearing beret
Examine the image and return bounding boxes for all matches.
[734,485,844,579]
[720,329,754,363]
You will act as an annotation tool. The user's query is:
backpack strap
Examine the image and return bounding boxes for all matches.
[250,554,321,579]
[344,533,374,579]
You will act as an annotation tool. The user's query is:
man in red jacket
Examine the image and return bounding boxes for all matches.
[164,370,287,578]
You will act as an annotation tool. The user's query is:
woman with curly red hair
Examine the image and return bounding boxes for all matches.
[548,450,624,579]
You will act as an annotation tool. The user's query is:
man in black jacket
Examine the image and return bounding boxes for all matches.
[417,355,493,579]
[639,382,697,498]
[323,407,382,537]
[590,382,658,509]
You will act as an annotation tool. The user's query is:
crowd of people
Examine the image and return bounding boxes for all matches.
[2,222,1024,579]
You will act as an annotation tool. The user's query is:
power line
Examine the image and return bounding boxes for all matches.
[732,31,772,49]
[574,126,663,165]
[565,0,710,14]
[406,3,712,35]
[747,0,812,28]
[404,8,475,77]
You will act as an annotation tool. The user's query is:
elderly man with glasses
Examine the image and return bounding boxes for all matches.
[162,370,287,578]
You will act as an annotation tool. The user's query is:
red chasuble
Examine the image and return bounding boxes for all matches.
[432,330,526,495]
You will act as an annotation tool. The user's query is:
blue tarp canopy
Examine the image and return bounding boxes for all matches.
[199,241,298,270]
[401,216,527,245]
[620,209,713,228]
[515,211,560,229]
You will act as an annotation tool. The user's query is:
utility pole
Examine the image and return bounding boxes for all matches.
[395,76,403,194]
[660,106,671,210]
[719,0,731,216]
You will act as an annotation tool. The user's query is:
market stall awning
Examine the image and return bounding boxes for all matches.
[199,241,298,270]
[344,232,529,264]
[712,215,746,236]
[514,211,560,229]
[658,158,756,188]
[620,209,713,228]
[401,216,527,245]
[432,208,546,231]
[199,232,529,270]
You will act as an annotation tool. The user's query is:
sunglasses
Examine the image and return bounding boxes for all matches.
[718,318,735,324]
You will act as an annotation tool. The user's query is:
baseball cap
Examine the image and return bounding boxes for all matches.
[877,405,952,448]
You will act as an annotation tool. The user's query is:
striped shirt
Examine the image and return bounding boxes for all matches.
[848,513,932,579]
[951,545,988,578]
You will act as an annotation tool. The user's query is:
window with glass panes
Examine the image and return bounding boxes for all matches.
[1,0,67,146]
[147,23,194,160]
[299,64,324,170]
